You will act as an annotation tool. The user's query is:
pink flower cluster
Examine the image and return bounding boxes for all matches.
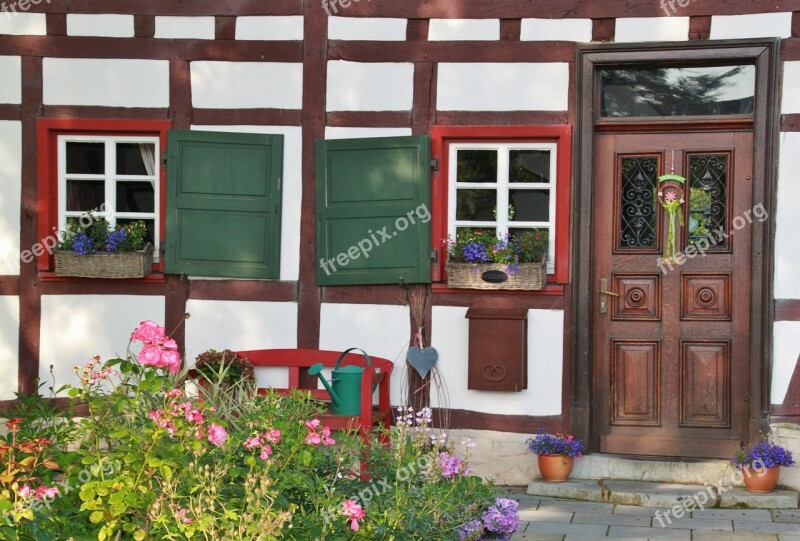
[304,419,335,447]
[18,485,59,500]
[175,507,193,524]
[341,499,365,531]
[243,428,282,460]
[207,424,227,447]
[131,320,181,374]
[75,356,119,386]
[148,389,226,447]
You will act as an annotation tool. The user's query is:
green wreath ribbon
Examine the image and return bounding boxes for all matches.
[657,173,686,261]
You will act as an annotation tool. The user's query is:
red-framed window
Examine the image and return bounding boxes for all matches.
[430,126,572,286]
[37,119,170,276]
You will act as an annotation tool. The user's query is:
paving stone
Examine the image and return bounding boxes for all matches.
[563,537,611,541]
[521,509,574,523]
[720,488,800,509]
[734,520,800,534]
[525,522,608,537]
[779,535,800,541]
[572,512,651,527]
[613,504,670,516]
[693,509,773,521]
[537,500,614,514]
[603,481,718,508]
[510,532,564,541]
[692,532,778,541]
[607,525,691,540]
[527,479,606,502]
[660,517,733,531]
[775,510,800,524]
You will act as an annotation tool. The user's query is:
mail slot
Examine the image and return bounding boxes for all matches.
[465,307,528,392]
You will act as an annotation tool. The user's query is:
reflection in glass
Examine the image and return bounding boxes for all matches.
[619,157,658,249]
[116,181,155,213]
[510,150,550,183]
[117,143,155,175]
[66,142,104,174]
[510,227,550,262]
[600,65,755,117]
[456,189,497,221]
[510,190,549,222]
[688,155,728,248]
[117,218,155,246]
[457,150,497,183]
[66,180,104,211]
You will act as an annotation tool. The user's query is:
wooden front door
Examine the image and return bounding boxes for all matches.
[593,131,754,458]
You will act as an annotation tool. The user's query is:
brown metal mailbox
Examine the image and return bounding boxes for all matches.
[465,307,528,392]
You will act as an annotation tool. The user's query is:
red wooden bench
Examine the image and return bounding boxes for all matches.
[236,348,393,443]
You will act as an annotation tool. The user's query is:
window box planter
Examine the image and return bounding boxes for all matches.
[446,261,546,291]
[55,243,154,279]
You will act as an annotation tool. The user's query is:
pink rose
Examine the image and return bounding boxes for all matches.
[161,349,181,374]
[161,338,178,350]
[138,345,164,368]
[131,320,166,345]
[207,423,227,447]
[18,485,32,499]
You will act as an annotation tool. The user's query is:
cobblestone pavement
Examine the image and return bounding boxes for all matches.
[505,488,800,540]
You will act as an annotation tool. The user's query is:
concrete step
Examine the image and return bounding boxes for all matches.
[570,453,739,485]
[526,479,800,510]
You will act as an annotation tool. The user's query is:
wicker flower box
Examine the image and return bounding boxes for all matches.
[446,261,547,291]
[55,243,154,279]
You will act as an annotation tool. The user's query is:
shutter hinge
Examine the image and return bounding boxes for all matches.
[430,249,438,263]
[161,150,168,167]
[431,157,439,176]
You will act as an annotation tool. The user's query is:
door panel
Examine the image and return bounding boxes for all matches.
[593,131,753,458]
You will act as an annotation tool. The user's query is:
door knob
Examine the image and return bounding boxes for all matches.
[599,278,617,314]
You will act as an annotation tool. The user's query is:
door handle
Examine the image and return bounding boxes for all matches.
[599,278,618,314]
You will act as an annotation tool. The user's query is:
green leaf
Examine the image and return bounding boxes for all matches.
[89,511,104,524]
[68,388,81,398]
[134,530,146,541]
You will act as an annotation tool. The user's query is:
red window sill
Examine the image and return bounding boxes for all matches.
[431,282,565,296]
[38,272,166,284]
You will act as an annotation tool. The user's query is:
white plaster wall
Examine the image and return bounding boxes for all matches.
[155,16,215,40]
[430,307,564,416]
[185,300,298,389]
[773,425,800,490]
[327,61,414,112]
[710,12,792,40]
[66,14,134,38]
[191,62,303,109]
[782,63,800,115]
[328,17,406,41]
[0,296,19,401]
[236,16,304,41]
[428,19,499,41]
[39,295,166,395]
[319,303,410,408]
[615,17,689,43]
[437,63,569,111]
[324,127,412,140]
[0,121,21,276]
[772,322,800,404]
[0,13,46,35]
[520,18,592,42]
[43,59,169,107]
[0,56,21,104]
[774,132,800,299]
[191,125,302,282]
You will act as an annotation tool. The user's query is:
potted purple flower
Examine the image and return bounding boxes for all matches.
[526,429,585,482]
[731,435,795,493]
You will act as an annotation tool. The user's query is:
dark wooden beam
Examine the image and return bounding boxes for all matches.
[190,280,297,302]
[434,111,569,126]
[329,40,575,63]
[326,111,410,128]
[689,16,712,40]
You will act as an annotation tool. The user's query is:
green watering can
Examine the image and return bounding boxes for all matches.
[309,348,375,416]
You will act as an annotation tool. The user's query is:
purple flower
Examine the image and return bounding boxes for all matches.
[438,451,464,479]
[732,436,795,470]
[71,231,95,256]
[104,228,128,252]
[458,519,484,540]
[525,428,585,459]
[482,497,520,537]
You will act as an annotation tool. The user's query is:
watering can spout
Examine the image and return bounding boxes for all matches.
[309,349,374,416]
[309,362,341,405]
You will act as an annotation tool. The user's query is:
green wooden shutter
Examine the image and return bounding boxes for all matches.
[165,130,283,279]
[316,135,431,286]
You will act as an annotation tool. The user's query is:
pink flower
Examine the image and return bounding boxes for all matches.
[131,320,166,345]
[263,429,281,444]
[306,432,322,446]
[207,423,227,447]
[18,485,32,499]
[243,436,261,450]
[161,338,178,350]
[34,486,59,499]
[138,345,164,368]
[305,419,320,430]
[260,445,273,460]
[161,349,182,374]
[341,500,365,531]
[176,508,193,524]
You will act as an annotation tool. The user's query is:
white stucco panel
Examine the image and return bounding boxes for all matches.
[319,303,410,407]
[185,300,298,389]
[521,18,592,42]
[324,127,412,140]
[781,62,800,115]
[327,61,414,112]
[43,58,169,107]
[155,16,215,40]
[191,125,302,281]
[67,14,135,37]
[328,17,407,41]
[40,295,166,395]
[0,296,19,401]
[0,12,45,35]
[0,56,21,104]
[236,16,304,41]
[437,63,569,111]
[710,12,792,39]
[772,322,800,404]
[774,132,800,299]
[428,19,499,41]
[430,306,564,416]
[615,17,690,43]
[0,121,21,276]
[191,62,303,109]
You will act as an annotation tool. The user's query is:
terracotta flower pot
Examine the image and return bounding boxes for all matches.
[742,465,780,493]
[537,454,574,482]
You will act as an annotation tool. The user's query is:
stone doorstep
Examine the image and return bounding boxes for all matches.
[526,479,800,510]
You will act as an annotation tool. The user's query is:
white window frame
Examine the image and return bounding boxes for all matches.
[57,134,161,260]
[447,142,558,272]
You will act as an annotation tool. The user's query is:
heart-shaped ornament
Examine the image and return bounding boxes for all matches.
[407,346,439,378]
